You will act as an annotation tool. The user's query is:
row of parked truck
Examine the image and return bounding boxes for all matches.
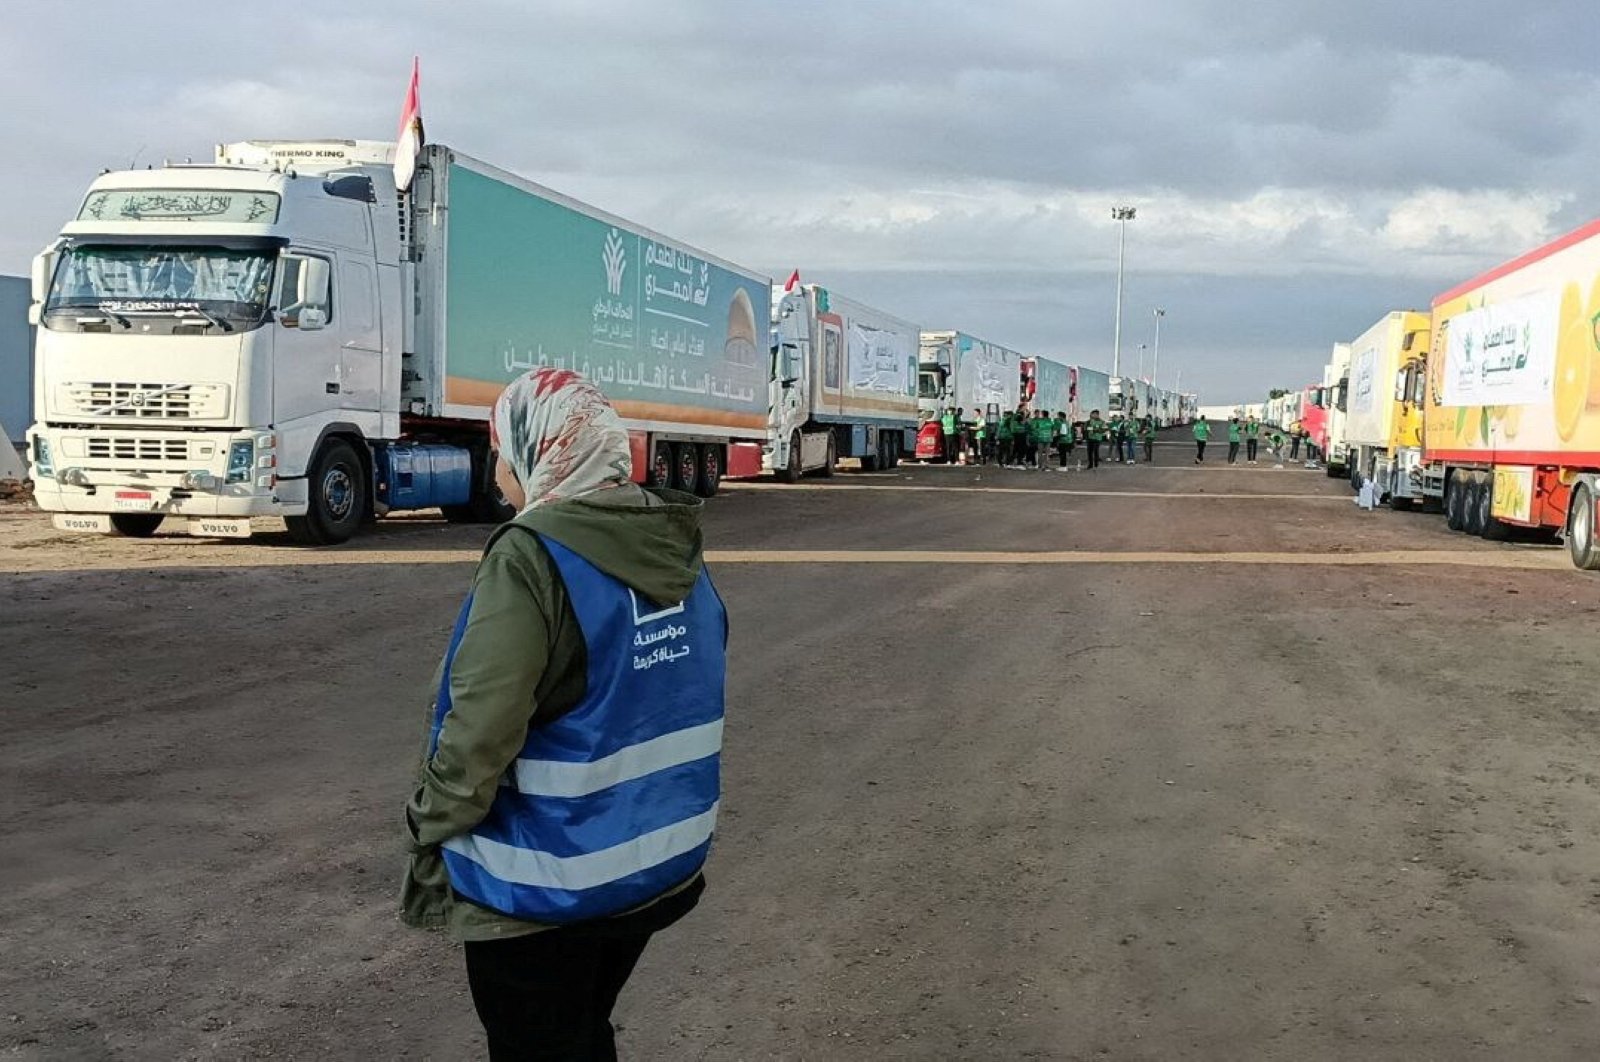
[1253,216,1600,569]
[24,136,1194,543]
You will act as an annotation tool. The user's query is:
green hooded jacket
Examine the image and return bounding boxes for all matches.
[401,483,710,941]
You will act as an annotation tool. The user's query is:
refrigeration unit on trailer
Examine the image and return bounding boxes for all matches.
[1022,356,1072,416]
[767,283,919,478]
[1417,216,1600,567]
[27,139,768,542]
[915,331,1023,460]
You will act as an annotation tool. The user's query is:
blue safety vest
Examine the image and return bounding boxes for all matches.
[431,533,726,923]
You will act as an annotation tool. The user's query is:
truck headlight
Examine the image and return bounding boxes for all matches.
[31,437,53,477]
[226,440,254,484]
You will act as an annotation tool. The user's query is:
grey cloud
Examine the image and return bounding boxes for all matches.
[3,0,1596,402]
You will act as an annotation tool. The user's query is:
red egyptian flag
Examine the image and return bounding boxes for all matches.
[784,269,801,293]
[393,57,424,191]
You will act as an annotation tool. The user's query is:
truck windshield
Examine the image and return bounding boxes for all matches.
[44,245,275,332]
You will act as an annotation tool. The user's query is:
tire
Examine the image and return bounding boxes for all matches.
[1444,475,1466,531]
[649,440,673,488]
[670,442,698,493]
[1462,475,1488,537]
[886,436,901,469]
[1324,463,1339,478]
[1388,490,1413,512]
[1569,483,1600,570]
[110,513,164,537]
[286,439,366,545]
[774,432,801,483]
[861,431,881,472]
[1478,478,1511,540]
[694,444,722,499]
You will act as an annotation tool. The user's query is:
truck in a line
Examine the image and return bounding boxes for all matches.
[915,331,1023,460]
[1410,217,1600,566]
[27,139,769,542]
[1340,310,1431,501]
[767,283,919,478]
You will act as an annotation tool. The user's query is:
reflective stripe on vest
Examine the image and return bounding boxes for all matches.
[435,534,725,923]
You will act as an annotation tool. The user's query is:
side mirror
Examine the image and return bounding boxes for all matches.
[29,250,56,325]
[298,307,329,332]
[299,257,330,310]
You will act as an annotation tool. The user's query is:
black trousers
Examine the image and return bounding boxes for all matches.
[1057,440,1072,466]
[1195,440,1206,461]
[1228,441,1240,463]
[1290,436,1301,458]
[1086,440,1100,468]
[463,879,703,1061]
[1246,438,1258,461]
[943,433,958,464]
[1143,438,1154,462]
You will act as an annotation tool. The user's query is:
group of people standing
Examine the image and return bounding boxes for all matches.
[1192,415,1267,464]
[938,407,1159,471]
[1190,414,1318,467]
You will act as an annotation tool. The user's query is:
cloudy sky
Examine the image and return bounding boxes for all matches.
[6,0,1597,402]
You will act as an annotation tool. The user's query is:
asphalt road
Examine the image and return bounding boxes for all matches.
[5,433,1600,1060]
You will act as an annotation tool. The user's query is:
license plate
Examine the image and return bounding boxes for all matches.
[114,490,155,511]
[52,513,113,534]
[186,518,252,539]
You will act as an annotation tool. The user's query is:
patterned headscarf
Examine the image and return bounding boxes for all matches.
[490,368,632,511]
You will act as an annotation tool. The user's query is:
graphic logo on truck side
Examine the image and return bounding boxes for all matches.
[603,229,627,297]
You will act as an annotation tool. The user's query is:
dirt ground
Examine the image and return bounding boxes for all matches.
[5,436,1600,1060]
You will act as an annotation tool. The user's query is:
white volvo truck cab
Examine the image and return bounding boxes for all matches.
[25,141,474,543]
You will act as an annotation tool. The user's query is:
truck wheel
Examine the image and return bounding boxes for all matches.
[1444,475,1466,531]
[694,444,722,498]
[671,442,698,493]
[110,513,164,537]
[1569,483,1600,570]
[649,441,673,488]
[1478,479,1511,540]
[886,437,901,469]
[860,437,880,472]
[1462,475,1488,537]
[1387,490,1413,512]
[286,439,366,545]
[774,432,802,483]
[818,434,836,478]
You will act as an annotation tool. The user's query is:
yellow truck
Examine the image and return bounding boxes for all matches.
[1342,310,1431,505]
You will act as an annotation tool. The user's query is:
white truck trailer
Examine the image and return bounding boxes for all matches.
[767,283,919,477]
[915,331,1023,460]
[27,140,769,542]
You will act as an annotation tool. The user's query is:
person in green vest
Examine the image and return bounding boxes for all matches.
[940,407,959,464]
[1268,428,1285,468]
[1226,417,1242,464]
[996,411,1015,467]
[1053,410,1073,470]
[1140,416,1157,463]
[973,411,989,465]
[1192,417,1211,463]
[1245,415,1262,464]
[1085,409,1106,470]
[1031,410,1055,470]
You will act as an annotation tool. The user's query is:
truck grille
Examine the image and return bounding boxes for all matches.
[61,382,229,420]
[86,437,191,464]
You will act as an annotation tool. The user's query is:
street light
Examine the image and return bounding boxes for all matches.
[1111,205,1136,379]
[1138,343,1147,381]
[1152,307,1165,387]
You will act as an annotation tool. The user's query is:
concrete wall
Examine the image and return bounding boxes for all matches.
[0,276,34,443]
